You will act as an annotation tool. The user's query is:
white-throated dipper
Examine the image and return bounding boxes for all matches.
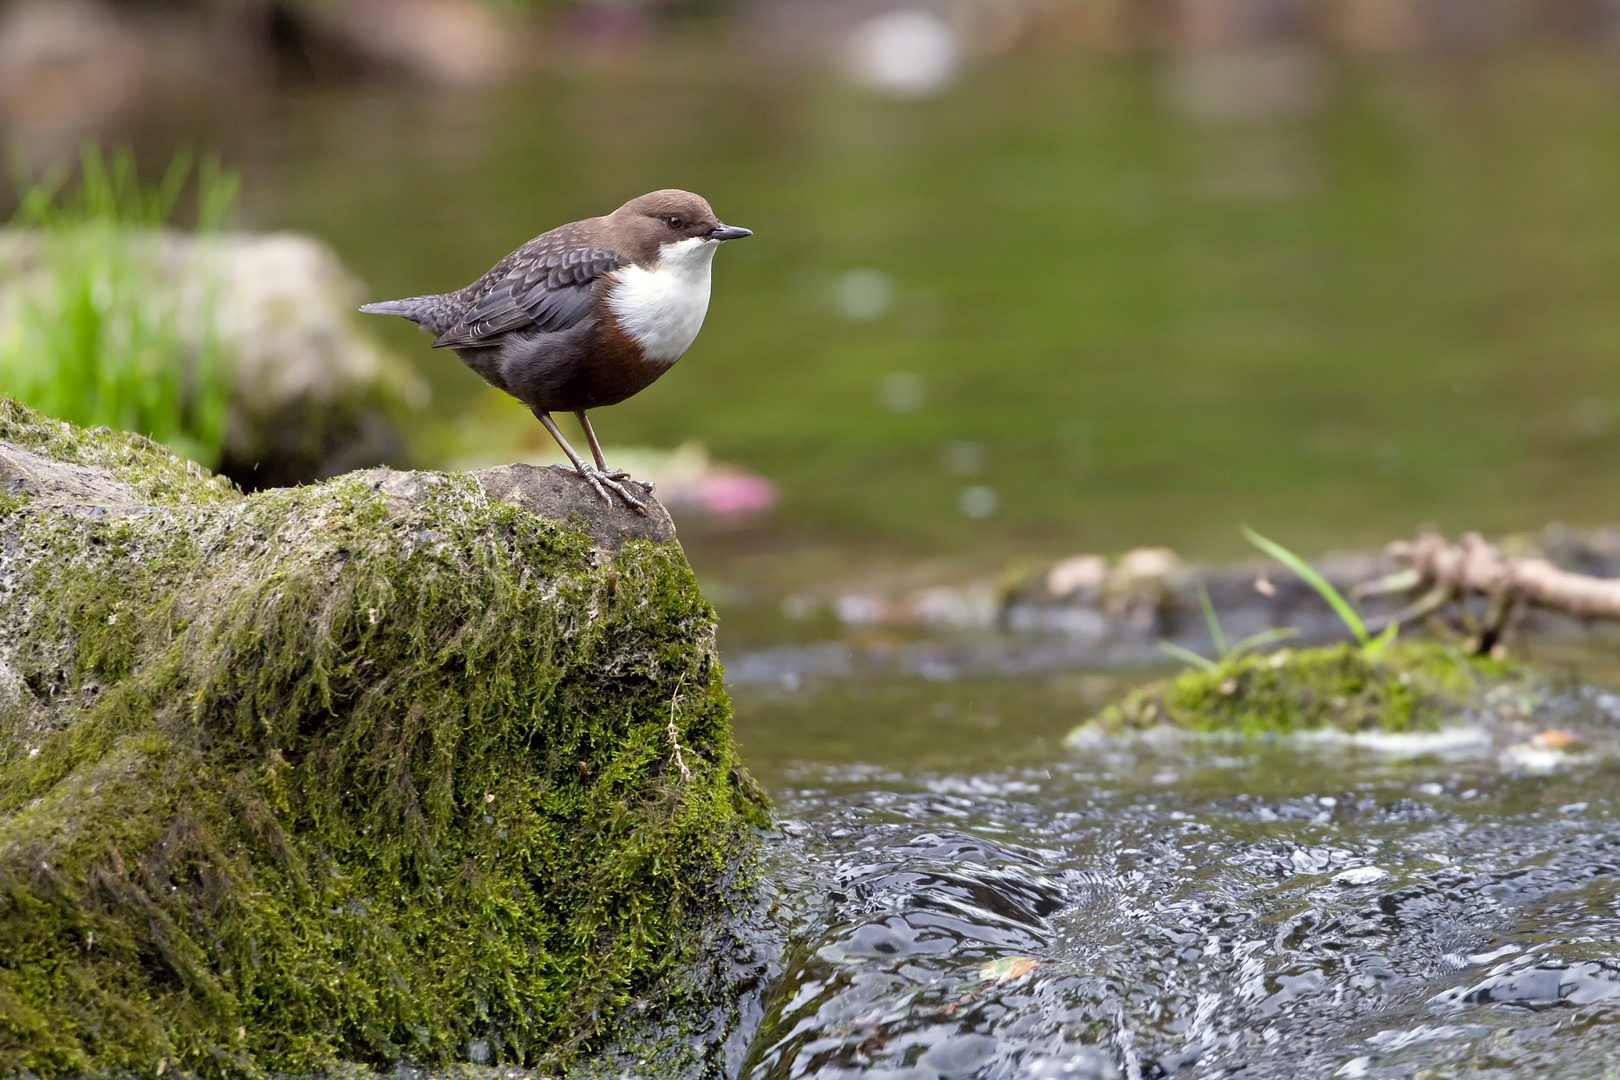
[360,189,751,511]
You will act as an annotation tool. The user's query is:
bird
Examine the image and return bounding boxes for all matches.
[359,189,751,511]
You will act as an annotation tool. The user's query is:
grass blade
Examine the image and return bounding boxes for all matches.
[1197,580,1227,657]
[1224,626,1299,661]
[1362,618,1399,659]
[1242,525,1369,646]
[1158,640,1221,673]
[196,154,240,233]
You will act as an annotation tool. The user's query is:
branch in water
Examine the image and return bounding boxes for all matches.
[1378,529,1620,651]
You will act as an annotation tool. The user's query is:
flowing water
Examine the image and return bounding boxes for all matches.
[728,671,1620,1079]
[105,30,1620,1077]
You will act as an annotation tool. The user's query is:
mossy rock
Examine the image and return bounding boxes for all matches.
[0,399,768,1078]
[1071,641,1516,741]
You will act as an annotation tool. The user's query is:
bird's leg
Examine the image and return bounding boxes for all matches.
[574,411,629,480]
[534,411,601,491]
[573,411,653,508]
[534,410,647,514]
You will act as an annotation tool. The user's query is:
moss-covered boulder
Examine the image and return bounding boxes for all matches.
[0,399,767,1077]
[1070,641,1517,741]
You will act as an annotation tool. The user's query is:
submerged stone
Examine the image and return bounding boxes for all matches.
[0,399,767,1078]
[1069,641,1518,742]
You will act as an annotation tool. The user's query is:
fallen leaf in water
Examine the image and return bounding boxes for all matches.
[1532,729,1579,749]
[979,956,1040,984]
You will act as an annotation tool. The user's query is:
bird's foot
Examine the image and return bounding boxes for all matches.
[576,465,650,514]
[596,467,654,492]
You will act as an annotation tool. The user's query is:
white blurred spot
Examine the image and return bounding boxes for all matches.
[906,583,998,628]
[1298,727,1490,759]
[833,268,894,320]
[846,9,958,98]
[835,594,889,625]
[1333,866,1389,887]
[1047,554,1108,597]
[942,440,986,475]
[1116,546,1179,580]
[879,372,925,413]
[959,485,998,519]
[1500,739,1583,774]
[780,594,820,621]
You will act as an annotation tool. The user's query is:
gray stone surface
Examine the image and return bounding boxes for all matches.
[0,438,138,506]
[474,463,676,553]
[3,435,680,556]
[342,463,677,555]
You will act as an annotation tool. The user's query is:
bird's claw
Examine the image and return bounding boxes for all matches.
[576,465,650,514]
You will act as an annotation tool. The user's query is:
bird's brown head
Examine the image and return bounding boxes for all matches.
[606,189,752,264]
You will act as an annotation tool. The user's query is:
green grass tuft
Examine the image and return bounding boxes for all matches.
[0,146,241,468]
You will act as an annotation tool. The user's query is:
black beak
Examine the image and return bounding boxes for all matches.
[710,222,752,241]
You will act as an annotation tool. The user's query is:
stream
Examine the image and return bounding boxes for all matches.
[728,666,1620,1078]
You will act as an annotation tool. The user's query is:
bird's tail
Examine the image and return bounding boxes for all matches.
[358,295,461,335]
[359,296,429,319]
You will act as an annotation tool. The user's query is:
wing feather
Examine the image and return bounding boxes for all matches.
[431,228,628,349]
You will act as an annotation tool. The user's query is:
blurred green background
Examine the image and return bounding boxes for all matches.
[8,0,1620,604]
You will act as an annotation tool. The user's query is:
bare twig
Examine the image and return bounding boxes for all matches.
[1374,528,1620,651]
[667,672,692,783]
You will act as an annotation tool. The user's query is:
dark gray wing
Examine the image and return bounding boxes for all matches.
[431,227,629,349]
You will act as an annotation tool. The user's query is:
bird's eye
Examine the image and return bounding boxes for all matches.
[666,215,683,229]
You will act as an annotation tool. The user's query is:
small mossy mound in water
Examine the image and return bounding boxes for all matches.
[0,399,767,1078]
[1071,641,1515,741]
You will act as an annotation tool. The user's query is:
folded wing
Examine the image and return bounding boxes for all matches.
[432,229,629,349]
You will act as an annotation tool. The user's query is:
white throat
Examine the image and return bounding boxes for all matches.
[606,237,718,363]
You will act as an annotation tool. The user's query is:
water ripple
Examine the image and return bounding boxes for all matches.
[741,736,1620,1078]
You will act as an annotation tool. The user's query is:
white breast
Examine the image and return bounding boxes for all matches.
[606,237,717,363]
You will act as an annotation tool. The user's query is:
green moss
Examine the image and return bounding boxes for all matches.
[0,399,767,1078]
[1072,641,1516,741]
[0,397,236,505]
